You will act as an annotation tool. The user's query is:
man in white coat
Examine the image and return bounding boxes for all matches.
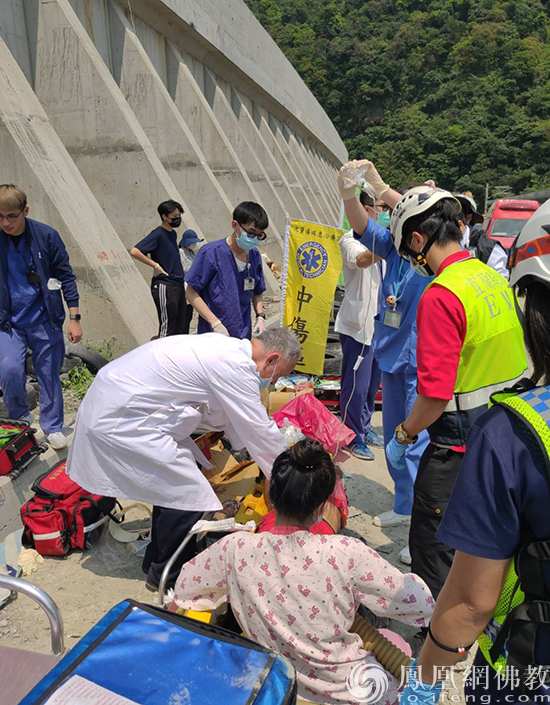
[67,327,300,589]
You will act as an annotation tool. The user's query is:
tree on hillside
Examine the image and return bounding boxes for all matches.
[245,0,550,203]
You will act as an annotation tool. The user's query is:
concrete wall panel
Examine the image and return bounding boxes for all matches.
[229,87,306,222]
[117,0,346,163]
[108,1,234,242]
[33,0,203,265]
[203,68,295,239]
[166,43,284,257]
[272,118,335,225]
[294,133,340,221]
[0,0,33,84]
[68,0,112,71]
[252,104,317,222]
[0,36,156,348]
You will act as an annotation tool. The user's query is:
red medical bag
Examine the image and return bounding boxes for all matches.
[0,419,46,477]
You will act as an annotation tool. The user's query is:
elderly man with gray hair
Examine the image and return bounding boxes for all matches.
[68,328,300,589]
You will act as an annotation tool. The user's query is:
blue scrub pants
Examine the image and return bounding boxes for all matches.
[380,369,429,516]
[339,334,381,445]
[0,321,65,434]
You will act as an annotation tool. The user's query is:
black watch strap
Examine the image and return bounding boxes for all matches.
[70,314,81,321]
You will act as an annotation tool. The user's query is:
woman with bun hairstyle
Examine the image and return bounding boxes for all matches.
[172,439,434,704]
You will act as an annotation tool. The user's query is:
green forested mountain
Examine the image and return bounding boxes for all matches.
[244,0,550,204]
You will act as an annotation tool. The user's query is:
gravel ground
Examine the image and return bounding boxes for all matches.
[1,408,472,703]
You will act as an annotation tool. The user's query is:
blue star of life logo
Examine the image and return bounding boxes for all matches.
[296,241,329,279]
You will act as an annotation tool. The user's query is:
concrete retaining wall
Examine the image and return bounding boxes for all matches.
[0,0,346,347]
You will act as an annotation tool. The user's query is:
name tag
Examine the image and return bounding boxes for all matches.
[243,277,255,291]
[383,309,402,329]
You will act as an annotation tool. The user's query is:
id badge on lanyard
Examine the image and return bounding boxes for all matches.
[383,259,407,329]
[243,263,255,291]
[383,309,402,329]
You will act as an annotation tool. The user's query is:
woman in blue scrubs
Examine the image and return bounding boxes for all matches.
[338,161,431,564]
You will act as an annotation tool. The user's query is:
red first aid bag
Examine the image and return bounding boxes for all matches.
[272,393,355,455]
[21,460,119,556]
[0,419,46,476]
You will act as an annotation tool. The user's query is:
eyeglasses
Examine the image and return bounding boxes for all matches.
[0,208,24,224]
[377,204,390,212]
[240,226,267,241]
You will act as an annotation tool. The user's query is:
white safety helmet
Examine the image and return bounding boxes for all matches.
[454,193,484,226]
[390,186,460,256]
[508,197,549,288]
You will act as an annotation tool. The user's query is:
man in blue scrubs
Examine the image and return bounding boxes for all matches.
[338,162,431,565]
[0,184,81,450]
[185,202,267,339]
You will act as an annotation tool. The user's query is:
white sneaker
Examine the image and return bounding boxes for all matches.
[373,510,411,527]
[399,545,412,566]
[47,432,67,450]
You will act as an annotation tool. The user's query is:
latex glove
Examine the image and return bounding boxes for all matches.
[361,161,390,199]
[400,660,444,705]
[153,263,168,277]
[338,160,371,200]
[18,548,44,576]
[212,321,230,336]
[386,436,407,471]
[253,316,265,337]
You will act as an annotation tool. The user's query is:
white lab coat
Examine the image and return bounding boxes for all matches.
[334,231,381,345]
[67,335,288,512]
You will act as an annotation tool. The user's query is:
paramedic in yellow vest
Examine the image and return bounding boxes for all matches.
[383,186,527,603]
[399,200,550,704]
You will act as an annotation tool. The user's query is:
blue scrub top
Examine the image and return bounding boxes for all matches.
[7,234,47,328]
[185,239,266,339]
[357,219,432,374]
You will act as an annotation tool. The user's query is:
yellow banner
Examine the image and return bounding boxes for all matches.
[282,219,345,375]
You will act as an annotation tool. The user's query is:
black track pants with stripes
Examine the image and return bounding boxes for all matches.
[151,278,193,337]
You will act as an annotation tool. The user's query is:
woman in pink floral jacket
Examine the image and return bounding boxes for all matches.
[172,439,434,705]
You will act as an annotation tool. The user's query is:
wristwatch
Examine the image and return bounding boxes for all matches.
[256,312,266,319]
[70,314,81,321]
[395,423,418,445]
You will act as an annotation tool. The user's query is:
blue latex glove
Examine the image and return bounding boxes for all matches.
[386,436,407,470]
[400,660,444,705]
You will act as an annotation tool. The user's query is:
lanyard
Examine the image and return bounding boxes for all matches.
[393,258,413,301]
[10,237,35,273]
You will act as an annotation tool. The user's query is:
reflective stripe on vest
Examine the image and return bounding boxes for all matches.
[425,258,527,444]
[478,386,550,672]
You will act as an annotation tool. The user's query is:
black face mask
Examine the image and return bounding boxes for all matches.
[168,217,182,229]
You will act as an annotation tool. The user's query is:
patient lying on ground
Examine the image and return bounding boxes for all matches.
[172,439,433,704]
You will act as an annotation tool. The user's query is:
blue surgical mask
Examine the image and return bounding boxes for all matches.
[256,373,271,390]
[236,231,259,252]
[256,358,278,389]
[377,210,391,228]
[412,262,432,277]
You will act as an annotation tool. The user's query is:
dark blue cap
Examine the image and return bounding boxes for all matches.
[179,229,204,246]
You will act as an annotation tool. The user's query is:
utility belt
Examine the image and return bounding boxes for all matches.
[429,375,526,446]
[478,383,550,696]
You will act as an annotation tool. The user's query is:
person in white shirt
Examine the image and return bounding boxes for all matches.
[455,193,509,279]
[335,191,383,460]
[67,328,300,589]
